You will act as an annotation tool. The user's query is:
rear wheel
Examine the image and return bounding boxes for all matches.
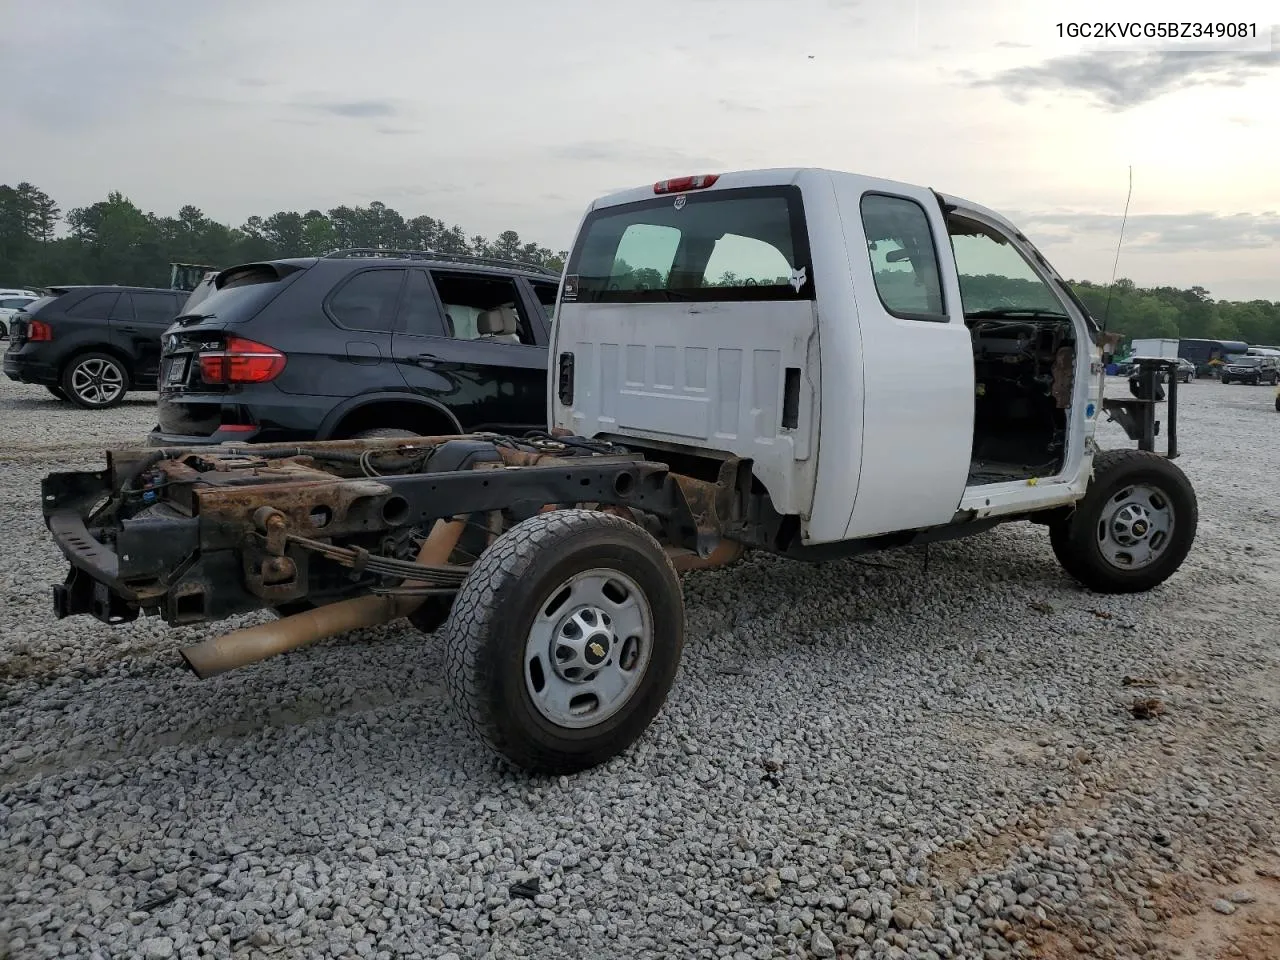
[1050,450,1197,594]
[62,352,129,409]
[444,509,684,773]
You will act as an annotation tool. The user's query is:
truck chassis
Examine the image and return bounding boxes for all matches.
[41,360,1190,773]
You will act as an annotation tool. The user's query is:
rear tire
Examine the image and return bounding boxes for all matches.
[1050,450,1197,594]
[61,352,130,409]
[444,509,684,774]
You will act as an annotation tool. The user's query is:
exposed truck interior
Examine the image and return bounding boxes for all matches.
[947,215,1077,485]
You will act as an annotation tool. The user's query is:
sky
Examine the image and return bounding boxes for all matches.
[2,0,1278,300]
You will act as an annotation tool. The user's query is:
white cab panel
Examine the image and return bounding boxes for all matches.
[555,299,818,515]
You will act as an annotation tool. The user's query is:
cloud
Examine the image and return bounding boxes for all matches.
[550,140,725,169]
[304,99,399,119]
[1018,211,1280,252]
[972,48,1280,110]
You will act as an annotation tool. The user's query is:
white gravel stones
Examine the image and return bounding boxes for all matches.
[2,376,1279,959]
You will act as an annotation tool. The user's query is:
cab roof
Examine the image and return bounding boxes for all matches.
[589,167,992,217]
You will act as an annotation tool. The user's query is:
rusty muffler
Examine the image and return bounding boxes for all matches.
[180,517,465,679]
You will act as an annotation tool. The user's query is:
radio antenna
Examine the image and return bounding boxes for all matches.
[1099,165,1133,339]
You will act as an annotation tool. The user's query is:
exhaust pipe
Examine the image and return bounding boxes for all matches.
[180,517,465,678]
[667,539,744,573]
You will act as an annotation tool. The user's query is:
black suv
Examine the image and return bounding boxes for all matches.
[3,286,189,408]
[1219,355,1280,385]
[149,249,559,446]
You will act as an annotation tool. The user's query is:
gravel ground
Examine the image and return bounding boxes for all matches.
[1,376,1278,960]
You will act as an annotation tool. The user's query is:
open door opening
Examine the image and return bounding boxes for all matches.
[947,214,1077,485]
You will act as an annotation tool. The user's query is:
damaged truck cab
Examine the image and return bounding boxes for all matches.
[553,169,1110,547]
[42,168,1197,773]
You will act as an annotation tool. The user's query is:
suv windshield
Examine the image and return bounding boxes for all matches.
[565,186,813,303]
[1231,356,1263,366]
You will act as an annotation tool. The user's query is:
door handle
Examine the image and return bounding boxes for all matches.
[408,353,440,365]
[118,325,140,333]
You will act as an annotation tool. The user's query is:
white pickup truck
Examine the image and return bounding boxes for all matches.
[41,167,1195,773]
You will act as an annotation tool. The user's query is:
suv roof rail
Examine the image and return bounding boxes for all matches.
[321,247,560,277]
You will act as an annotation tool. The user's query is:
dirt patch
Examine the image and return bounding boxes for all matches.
[1150,857,1280,960]
[924,632,1280,959]
[1022,862,1280,959]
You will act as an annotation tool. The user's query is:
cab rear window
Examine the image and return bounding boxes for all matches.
[565,186,813,303]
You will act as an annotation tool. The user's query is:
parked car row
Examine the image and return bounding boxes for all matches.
[1219,355,1280,386]
[1114,357,1195,382]
[1113,354,1280,387]
[3,252,560,441]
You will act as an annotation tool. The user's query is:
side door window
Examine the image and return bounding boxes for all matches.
[109,294,135,322]
[397,270,447,337]
[946,216,1067,316]
[430,273,537,346]
[132,292,182,326]
[530,280,558,316]
[860,194,947,321]
[528,279,558,339]
[66,292,120,320]
[326,269,408,332]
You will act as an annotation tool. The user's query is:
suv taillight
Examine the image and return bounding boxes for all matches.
[27,320,53,342]
[199,336,286,384]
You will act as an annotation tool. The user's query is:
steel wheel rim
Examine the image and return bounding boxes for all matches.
[70,358,124,405]
[524,567,653,729]
[1096,483,1175,571]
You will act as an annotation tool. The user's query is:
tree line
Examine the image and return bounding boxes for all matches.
[0,182,567,293]
[3,182,1278,347]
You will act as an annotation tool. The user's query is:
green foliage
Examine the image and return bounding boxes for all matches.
[0,183,568,290]
[1066,278,1278,348]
